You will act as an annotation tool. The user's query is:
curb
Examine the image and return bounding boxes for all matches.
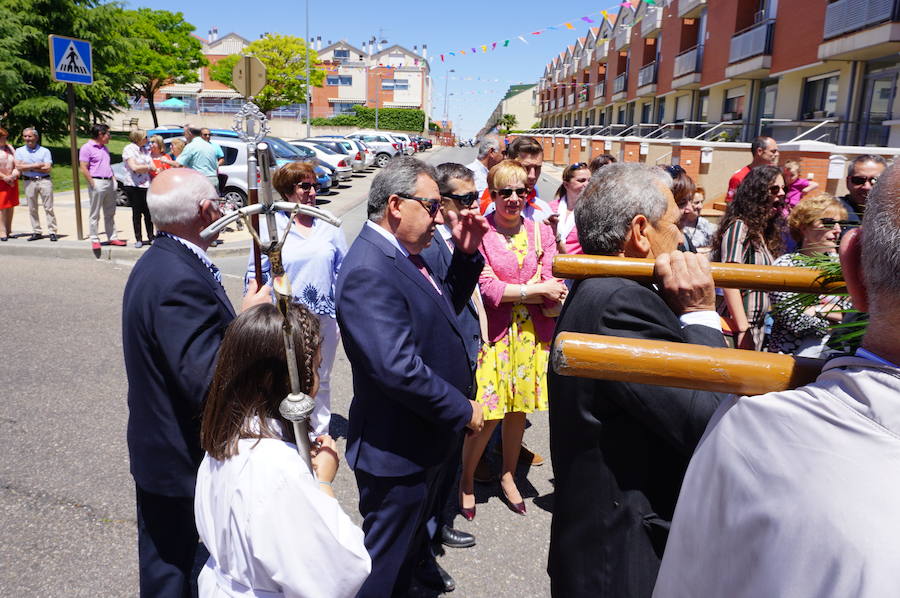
[0,239,252,261]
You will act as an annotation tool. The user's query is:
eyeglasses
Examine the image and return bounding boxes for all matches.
[296,181,321,192]
[768,185,787,195]
[442,191,480,207]
[849,175,878,186]
[397,192,441,217]
[496,187,529,198]
[819,218,850,227]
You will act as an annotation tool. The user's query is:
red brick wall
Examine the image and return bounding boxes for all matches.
[656,7,682,95]
[569,139,583,164]
[677,146,702,182]
[699,0,736,86]
[590,139,606,159]
[623,140,641,162]
[779,151,830,196]
[554,137,566,164]
[770,3,826,74]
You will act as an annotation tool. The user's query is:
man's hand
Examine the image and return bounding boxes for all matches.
[466,400,484,435]
[654,251,715,315]
[240,278,273,312]
[447,208,489,255]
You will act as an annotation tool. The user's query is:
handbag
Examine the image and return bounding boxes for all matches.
[529,219,562,318]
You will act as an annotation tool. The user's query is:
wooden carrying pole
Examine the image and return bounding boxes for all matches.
[553,255,845,294]
[552,332,825,396]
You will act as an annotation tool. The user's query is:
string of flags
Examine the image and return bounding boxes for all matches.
[433,0,659,63]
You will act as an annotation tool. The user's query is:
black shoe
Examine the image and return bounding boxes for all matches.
[415,559,455,593]
[27,233,41,241]
[441,525,475,549]
[49,234,58,242]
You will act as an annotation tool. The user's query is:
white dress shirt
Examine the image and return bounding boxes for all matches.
[195,422,370,598]
[466,158,489,195]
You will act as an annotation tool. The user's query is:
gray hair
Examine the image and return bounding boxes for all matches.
[436,162,474,195]
[23,127,39,138]
[367,156,438,221]
[147,173,216,228]
[575,163,672,255]
[477,136,501,159]
[848,154,887,178]
[861,163,900,313]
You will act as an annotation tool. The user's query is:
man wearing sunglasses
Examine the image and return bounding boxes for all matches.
[336,156,489,597]
[839,154,886,228]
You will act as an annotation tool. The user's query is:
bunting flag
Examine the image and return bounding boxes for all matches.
[565,22,574,30]
[503,39,510,47]
[518,35,528,44]
[440,54,445,62]
[492,42,497,50]
[481,45,488,52]
[582,16,595,23]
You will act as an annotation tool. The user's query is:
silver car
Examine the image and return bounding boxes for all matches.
[347,133,402,168]
[288,140,353,182]
[305,137,365,172]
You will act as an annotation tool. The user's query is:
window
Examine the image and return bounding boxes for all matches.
[675,95,691,121]
[333,49,350,63]
[723,86,746,120]
[332,102,356,114]
[222,147,238,166]
[802,72,839,118]
[326,75,352,86]
[381,78,409,90]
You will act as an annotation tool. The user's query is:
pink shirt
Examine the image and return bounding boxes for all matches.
[785,177,810,210]
[478,213,559,343]
[78,140,112,177]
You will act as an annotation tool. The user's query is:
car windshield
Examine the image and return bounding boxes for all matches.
[313,143,338,155]
[338,141,353,152]
[264,136,305,160]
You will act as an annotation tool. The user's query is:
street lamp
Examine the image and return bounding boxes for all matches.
[443,69,455,122]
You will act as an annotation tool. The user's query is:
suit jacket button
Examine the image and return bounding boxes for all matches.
[613,500,620,508]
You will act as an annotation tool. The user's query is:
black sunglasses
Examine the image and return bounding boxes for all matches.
[296,181,321,192]
[397,192,441,217]
[768,184,787,195]
[497,187,529,198]
[442,191,479,207]
[849,175,878,186]
[820,218,851,227]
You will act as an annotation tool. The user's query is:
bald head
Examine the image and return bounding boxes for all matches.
[148,168,218,231]
[860,163,900,312]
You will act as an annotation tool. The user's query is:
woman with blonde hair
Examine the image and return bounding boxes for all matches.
[459,159,567,518]
[122,128,155,247]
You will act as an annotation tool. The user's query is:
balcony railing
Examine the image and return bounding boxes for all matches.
[824,0,899,39]
[678,0,706,18]
[729,19,775,63]
[594,40,609,61]
[613,25,632,50]
[638,62,658,87]
[641,6,663,37]
[613,73,628,94]
[594,82,606,103]
[567,93,575,105]
[674,46,702,78]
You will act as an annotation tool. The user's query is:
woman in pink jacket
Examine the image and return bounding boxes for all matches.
[459,160,568,518]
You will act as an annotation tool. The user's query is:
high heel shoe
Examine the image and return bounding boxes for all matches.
[459,492,476,521]
[500,489,527,516]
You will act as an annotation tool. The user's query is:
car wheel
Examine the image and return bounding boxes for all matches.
[115,182,130,207]
[223,187,247,208]
[375,153,391,168]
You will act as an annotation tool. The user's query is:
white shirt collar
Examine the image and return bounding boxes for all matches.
[365,220,409,257]
[159,231,214,269]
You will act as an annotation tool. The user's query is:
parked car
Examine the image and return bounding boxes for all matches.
[304,137,365,172]
[314,135,375,168]
[412,135,432,150]
[388,133,416,155]
[288,140,353,182]
[346,133,402,168]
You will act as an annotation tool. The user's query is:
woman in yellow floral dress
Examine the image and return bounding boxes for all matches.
[459,160,568,517]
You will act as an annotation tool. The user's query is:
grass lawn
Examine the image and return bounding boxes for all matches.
[17,132,129,197]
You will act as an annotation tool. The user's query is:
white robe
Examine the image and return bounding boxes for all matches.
[654,355,900,598]
[195,429,370,598]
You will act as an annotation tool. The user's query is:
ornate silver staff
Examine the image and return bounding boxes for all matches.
[200,85,341,474]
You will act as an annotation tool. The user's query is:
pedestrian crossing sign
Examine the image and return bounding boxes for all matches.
[49,35,93,85]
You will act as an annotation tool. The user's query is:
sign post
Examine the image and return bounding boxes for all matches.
[49,35,93,240]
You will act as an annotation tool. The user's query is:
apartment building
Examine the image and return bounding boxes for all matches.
[478,84,540,137]
[156,31,249,110]
[537,0,900,147]
[311,40,432,119]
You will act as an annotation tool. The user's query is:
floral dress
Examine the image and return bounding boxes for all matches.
[474,227,551,421]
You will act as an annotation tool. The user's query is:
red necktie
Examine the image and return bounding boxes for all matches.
[408,254,441,294]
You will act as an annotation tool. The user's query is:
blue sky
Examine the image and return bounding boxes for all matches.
[126,0,614,138]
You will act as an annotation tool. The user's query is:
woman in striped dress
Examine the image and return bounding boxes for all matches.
[712,165,786,350]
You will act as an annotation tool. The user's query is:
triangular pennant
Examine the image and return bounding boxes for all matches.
[565,22,574,29]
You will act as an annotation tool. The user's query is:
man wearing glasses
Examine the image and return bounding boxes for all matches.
[336,156,489,597]
[839,154,886,228]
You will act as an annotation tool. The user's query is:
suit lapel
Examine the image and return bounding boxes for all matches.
[155,235,236,318]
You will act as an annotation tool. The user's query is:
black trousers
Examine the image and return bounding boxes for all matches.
[135,485,207,598]
[126,186,153,242]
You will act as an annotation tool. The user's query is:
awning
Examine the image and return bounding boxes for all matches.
[328,97,367,104]
[385,102,421,109]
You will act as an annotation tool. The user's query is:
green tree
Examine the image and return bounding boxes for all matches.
[498,113,518,133]
[209,34,324,114]
[0,0,137,141]
[124,8,207,128]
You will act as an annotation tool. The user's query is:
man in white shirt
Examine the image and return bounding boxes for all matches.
[483,136,553,224]
[466,135,503,195]
[14,127,57,241]
[655,164,900,598]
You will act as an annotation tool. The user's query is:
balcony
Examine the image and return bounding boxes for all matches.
[578,87,590,107]
[567,93,575,105]
[593,81,606,105]
[726,20,774,78]
[612,73,628,101]
[594,39,610,62]
[819,0,900,60]
[641,6,663,38]
[672,46,703,87]
[678,0,706,19]
[613,25,632,50]
[637,62,658,95]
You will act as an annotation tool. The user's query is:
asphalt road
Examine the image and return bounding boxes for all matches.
[0,146,562,597]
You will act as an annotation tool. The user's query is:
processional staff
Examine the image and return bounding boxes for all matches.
[200,87,341,473]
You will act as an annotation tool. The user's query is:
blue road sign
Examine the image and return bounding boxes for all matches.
[49,35,93,85]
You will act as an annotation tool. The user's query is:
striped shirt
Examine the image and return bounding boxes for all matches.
[716,219,773,326]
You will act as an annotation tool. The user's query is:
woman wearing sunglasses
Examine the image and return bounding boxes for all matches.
[549,162,592,254]
[244,161,347,438]
[712,165,786,350]
[460,160,568,518]
[768,194,849,357]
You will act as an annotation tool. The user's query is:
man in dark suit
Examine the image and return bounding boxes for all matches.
[122,169,269,597]
[336,156,488,597]
[547,163,728,598]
